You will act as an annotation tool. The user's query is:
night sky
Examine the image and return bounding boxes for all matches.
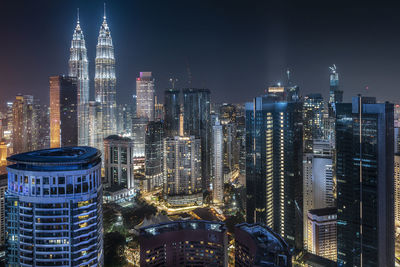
[1,0,400,105]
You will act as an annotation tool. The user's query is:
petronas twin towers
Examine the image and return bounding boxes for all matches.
[68,6,116,151]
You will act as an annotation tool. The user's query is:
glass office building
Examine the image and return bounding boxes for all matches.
[182,88,211,190]
[6,147,103,266]
[336,96,394,266]
[245,95,303,249]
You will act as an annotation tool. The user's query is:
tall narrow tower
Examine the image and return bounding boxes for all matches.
[69,9,89,146]
[95,4,116,144]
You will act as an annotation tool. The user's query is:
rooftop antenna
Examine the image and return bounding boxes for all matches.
[286,69,291,86]
[185,58,192,86]
[103,3,106,20]
[77,8,80,24]
[169,78,178,89]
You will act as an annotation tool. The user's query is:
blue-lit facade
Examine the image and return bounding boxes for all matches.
[328,65,343,115]
[245,95,303,249]
[5,147,103,266]
[336,97,394,267]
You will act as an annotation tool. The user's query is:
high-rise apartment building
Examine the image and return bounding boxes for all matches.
[12,95,36,154]
[164,136,202,206]
[182,88,211,190]
[69,10,89,146]
[245,95,303,249]
[212,120,223,203]
[49,75,78,148]
[336,96,394,266]
[6,147,103,266]
[136,72,155,121]
[145,121,164,192]
[104,135,134,189]
[12,95,47,154]
[164,89,181,137]
[95,8,116,142]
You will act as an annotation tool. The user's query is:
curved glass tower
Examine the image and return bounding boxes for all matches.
[95,6,116,148]
[6,147,103,266]
[69,10,89,146]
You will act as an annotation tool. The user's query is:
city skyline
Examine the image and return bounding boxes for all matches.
[2,1,400,266]
[2,1,400,105]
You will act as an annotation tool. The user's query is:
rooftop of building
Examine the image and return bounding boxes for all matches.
[308,207,337,217]
[7,146,101,166]
[182,88,211,93]
[236,223,290,256]
[294,252,336,267]
[104,135,132,142]
[140,220,226,237]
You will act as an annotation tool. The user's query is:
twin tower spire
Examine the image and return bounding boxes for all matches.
[68,4,116,151]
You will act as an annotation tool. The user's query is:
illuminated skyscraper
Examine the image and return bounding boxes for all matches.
[154,96,164,121]
[164,136,202,206]
[212,119,223,203]
[6,147,103,266]
[303,94,324,153]
[307,207,337,261]
[303,140,334,250]
[0,142,7,174]
[95,6,116,143]
[136,72,155,121]
[328,65,342,112]
[0,174,6,246]
[336,96,394,266]
[145,121,164,191]
[132,117,148,158]
[116,104,133,135]
[183,88,211,190]
[222,122,238,182]
[88,101,102,151]
[69,9,89,146]
[49,76,78,148]
[12,95,37,154]
[245,95,303,249]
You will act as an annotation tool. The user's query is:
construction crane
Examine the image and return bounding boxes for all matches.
[329,64,337,73]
